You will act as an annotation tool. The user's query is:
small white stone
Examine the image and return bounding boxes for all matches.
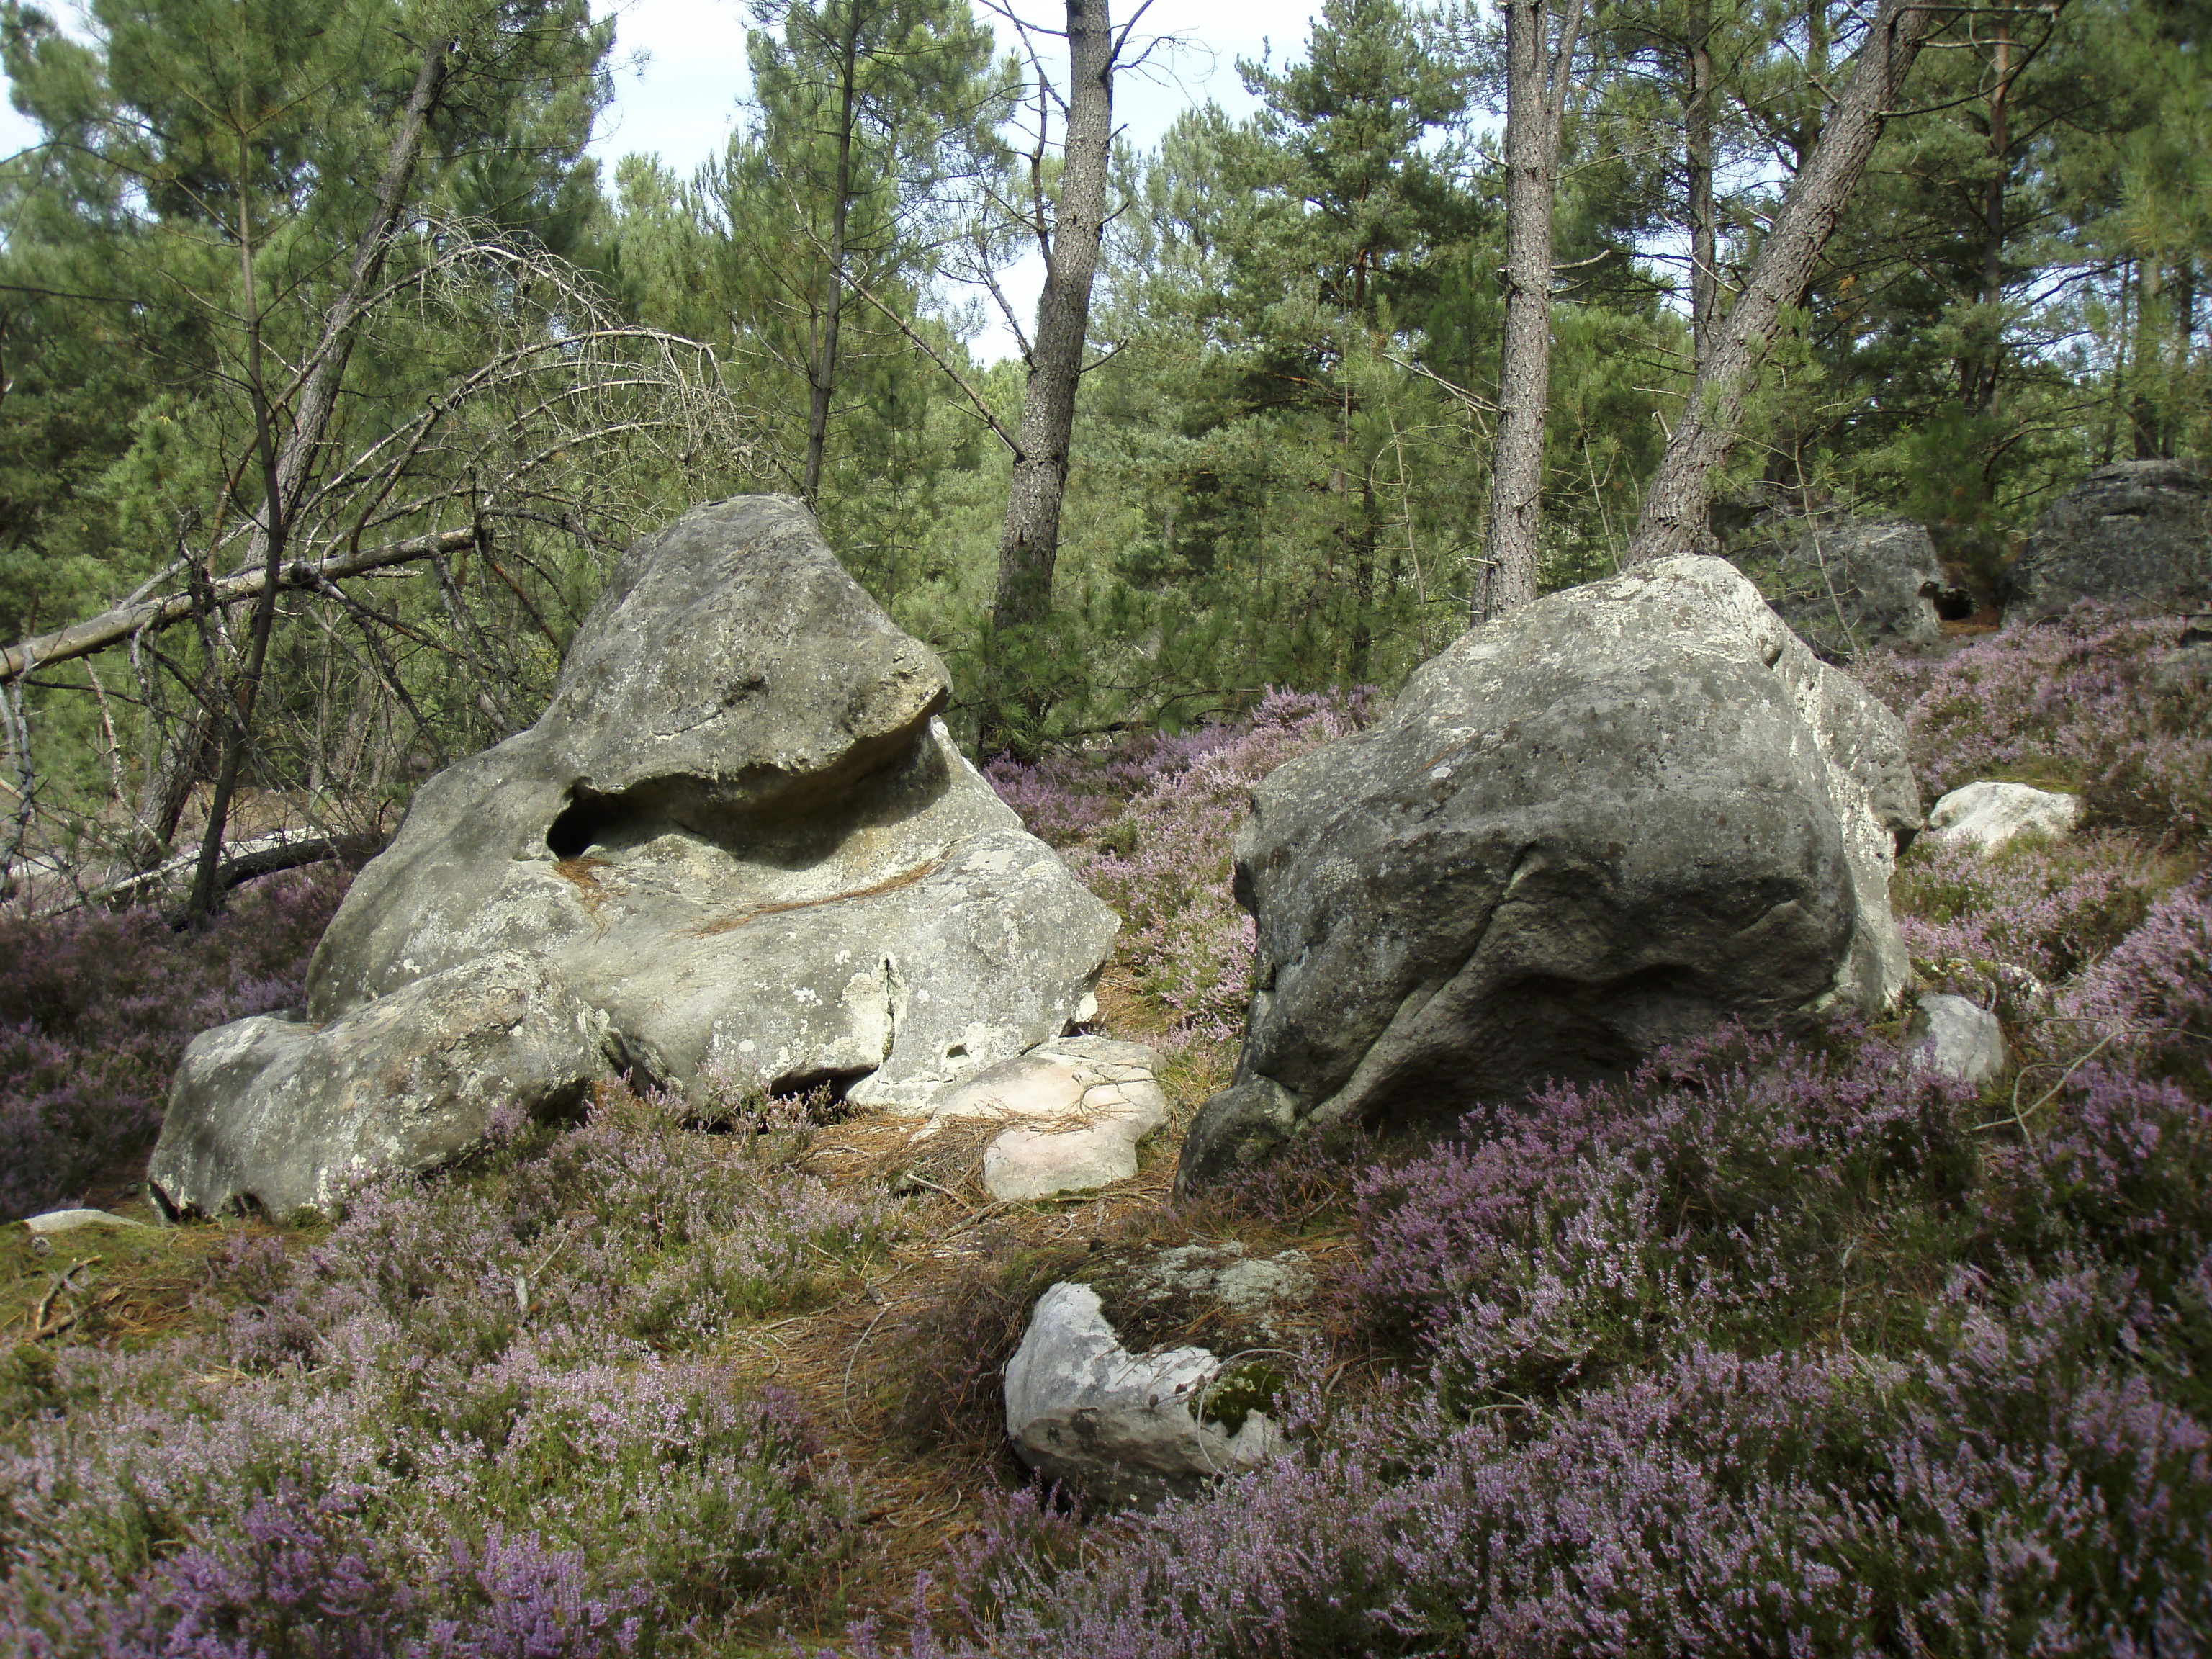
[1908,993,2008,1084]
[1926,781,2081,852]
[24,1208,146,1235]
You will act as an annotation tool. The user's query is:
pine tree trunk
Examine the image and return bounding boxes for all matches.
[1475,0,1583,623]
[1687,0,1717,371]
[982,0,1114,752]
[1628,0,1935,564]
[1966,14,2009,415]
[804,5,868,508]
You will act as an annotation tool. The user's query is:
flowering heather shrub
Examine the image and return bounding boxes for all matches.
[1857,607,2212,834]
[0,1077,876,1651]
[2056,878,2212,1090]
[0,868,346,1220]
[222,1078,901,1383]
[986,691,1377,1035]
[1893,831,2174,1000]
[857,1021,2212,1659]
[1351,1028,1979,1393]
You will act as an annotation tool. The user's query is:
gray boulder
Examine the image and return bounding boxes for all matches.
[1004,1277,1289,1509]
[2006,459,2212,625]
[152,953,616,1219]
[1722,511,1947,657]
[152,497,1116,1218]
[1177,554,1919,1193]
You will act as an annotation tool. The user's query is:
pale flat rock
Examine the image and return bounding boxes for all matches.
[1908,993,2008,1085]
[1004,1281,1280,1509]
[22,1208,147,1234]
[1926,781,2081,852]
[925,1036,1168,1201]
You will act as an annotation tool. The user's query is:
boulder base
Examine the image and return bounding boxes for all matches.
[1907,994,2007,1086]
[1177,554,1919,1194]
[925,1035,1167,1200]
[152,953,616,1219]
[1722,511,1947,656]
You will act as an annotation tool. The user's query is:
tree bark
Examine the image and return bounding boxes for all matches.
[1627,0,1935,564]
[992,0,1113,634]
[804,4,868,508]
[1687,0,1717,371]
[981,0,1115,752]
[1474,0,1583,623]
[186,143,291,922]
[1964,13,2009,415]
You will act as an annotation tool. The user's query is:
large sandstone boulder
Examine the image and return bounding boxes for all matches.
[1176,554,1919,1194]
[150,496,1117,1218]
[2005,459,2212,625]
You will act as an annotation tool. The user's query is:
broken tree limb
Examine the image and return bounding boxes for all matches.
[0,528,479,684]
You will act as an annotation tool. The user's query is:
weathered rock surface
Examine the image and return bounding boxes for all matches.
[1721,511,1948,657]
[1004,1280,1285,1509]
[1907,993,2007,1086]
[1177,554,1920,1194]
[152,953,618,1219]
[2006,459,2212,625]
[923,1035,1167,1200]
[151,497,1116,1218]
[1925,781,2081,851]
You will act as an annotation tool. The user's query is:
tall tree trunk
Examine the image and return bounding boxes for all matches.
[1687,0,1717,372]
[983,0,1114,752]
[1628,0,1935,564]
[804,4,868,508]
[2134,261,2166,459]
[1964,13,2010,415]
[1474,0,1584,623]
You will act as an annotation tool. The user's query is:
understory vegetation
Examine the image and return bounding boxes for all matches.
[1,612,2207,1653]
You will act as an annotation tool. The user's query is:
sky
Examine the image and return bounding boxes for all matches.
[0,0,1320,363]
[585,0,1316,359]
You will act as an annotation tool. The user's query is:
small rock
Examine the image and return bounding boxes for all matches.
[1907,994,2008,1085]
[22,1208,146,1235]
[1926,781,2081,851]
[2149,642,2212,693]
[927,1036,1168,1202]
[1128,1242,1314,1339]
[1004,1281,1281,1509]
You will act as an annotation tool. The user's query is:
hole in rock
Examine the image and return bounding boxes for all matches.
[547,791,632,860]
[943,1043,968,1060]
[768,1063,876,1104]
[1934,588,1977,621]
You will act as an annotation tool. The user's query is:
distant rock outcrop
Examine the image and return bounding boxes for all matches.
[1717,503,1949,657]
[2005,459,2212,625]
[150,496,1117,1220]
[1176,554,1920,1195]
